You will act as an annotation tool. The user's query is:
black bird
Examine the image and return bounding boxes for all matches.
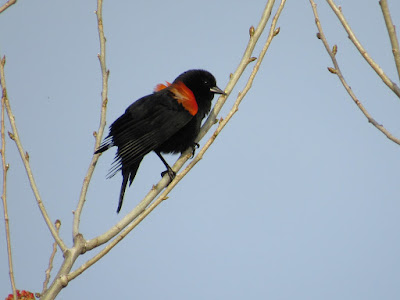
[95,69,225,213]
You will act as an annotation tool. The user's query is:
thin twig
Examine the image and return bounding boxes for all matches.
[39,1,109,297]
[326,0,400,98]
[199,0,277,141]
[1,60,17,300]
[379,0,400,82]
[310,0,400,145]
[137,0,287,232]
[0,0,16,14]
[41,220,61,296]
[84,0,279,253]
[72,0,110,238]
[0,56,67,252]
[68,0,286,279]
[40,236,84,300]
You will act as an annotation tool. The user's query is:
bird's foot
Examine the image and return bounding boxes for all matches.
[161,167,176,184]
[191,143,200,158]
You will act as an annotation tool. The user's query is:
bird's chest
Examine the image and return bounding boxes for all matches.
[157,117,201,154]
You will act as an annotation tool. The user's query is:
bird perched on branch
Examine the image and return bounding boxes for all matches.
[95,69,225,213]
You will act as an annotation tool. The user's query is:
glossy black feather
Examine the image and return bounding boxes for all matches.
[95,69,224,213]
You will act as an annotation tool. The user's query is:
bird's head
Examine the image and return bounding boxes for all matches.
[174,69,225,114]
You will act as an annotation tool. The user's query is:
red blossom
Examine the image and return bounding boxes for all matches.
[5,290,35,300]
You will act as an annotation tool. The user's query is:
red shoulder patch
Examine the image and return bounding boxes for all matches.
[169,81,198,116]
[154,81,171,92]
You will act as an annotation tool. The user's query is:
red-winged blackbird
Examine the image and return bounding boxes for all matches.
[95,69,225,213]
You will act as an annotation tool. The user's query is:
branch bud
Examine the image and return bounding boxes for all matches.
[7,131,14,140]
[55,219,61,229]
[332,44,338,56]
[273,27,280,36]
[60,275,68,287]
[249,26,255,37]
[316,32,321,39]
[327,67,337,74]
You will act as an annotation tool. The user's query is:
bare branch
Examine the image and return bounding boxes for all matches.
[200,0,277,139]
[41,220,61,296]
[1,60,17,300]
[41,235,85,300]
[326,0,400,98]
[83,0,280,254]
[41,1,108,297]
[73,0,110,238]
[379,0,400,82]
[309,0,400,145]
[0,0,16,14]
[70,1,287,278]
[138,0,288,232]
[0,56,67,252]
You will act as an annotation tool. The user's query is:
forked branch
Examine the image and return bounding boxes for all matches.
[67,0,287,280]
[326,0,400,98]
[309,0,400,145]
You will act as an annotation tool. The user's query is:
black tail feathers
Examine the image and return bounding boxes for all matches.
[116,160,142,213]
[95,136,113,154]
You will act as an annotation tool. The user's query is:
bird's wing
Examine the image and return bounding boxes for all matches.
[107,91,193,177]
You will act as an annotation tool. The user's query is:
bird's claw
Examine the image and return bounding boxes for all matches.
[191,143,200,158]
[161,168,176,184]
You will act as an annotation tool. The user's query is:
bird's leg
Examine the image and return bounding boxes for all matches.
[155,151,176,182]
[191,143,200,158]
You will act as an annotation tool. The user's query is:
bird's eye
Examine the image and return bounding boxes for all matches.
[203,80,209,85]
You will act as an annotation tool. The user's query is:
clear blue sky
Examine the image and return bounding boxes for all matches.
[1,0,400,299]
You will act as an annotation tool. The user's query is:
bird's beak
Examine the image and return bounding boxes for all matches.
[210,86,226,95]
